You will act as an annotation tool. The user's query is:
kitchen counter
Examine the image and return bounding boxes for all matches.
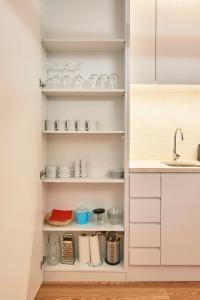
[130,160,200,173]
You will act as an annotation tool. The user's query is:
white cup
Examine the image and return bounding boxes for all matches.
[81,160,88,177]
[54,120,59,131]
[46,166,57,178]
[57,120,65,131]
[64,120,70,131]
[74,120,84,131]
[89,120,96,131]
[45,120,55,131]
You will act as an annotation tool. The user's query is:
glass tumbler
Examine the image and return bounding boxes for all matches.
[88,74,99,89]
[46,233,61,266]
[98,74,108,89]
[107,73,119,89]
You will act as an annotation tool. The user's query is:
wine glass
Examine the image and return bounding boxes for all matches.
[72,75,85,89]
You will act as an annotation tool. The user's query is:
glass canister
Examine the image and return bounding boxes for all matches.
[46,233,61,266]
[107,208,122,225]
[93,208,106,225]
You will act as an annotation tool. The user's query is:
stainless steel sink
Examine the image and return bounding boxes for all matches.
[162,161,200,167]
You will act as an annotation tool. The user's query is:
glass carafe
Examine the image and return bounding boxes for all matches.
[46,233,61,266]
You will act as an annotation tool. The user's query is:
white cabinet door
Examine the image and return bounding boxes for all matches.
[130,248,160,266]
[130,0,156,83]
[130,224,160,248]
[0,1,43,299]
[161,173,200,265]
[130,198,160,223]
[130,173,160,198]
[157,0,200,84]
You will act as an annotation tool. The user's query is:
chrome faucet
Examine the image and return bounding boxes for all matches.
[173,128,184,161]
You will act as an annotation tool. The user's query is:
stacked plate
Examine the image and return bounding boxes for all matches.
[58,166,73,178]
[109,169,124,179]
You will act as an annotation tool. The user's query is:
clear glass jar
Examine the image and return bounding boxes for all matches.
[107,208,122,225]
[93,208,106,225]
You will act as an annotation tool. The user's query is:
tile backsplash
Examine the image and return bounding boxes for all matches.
[130,85,200,161]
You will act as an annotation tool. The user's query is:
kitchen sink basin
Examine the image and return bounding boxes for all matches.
[162,161,200,167]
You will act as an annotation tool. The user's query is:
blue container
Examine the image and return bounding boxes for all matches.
[75,207,91,225]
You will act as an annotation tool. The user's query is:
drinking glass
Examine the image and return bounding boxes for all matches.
[107,208,122,225]
[88,74,99,89]
[62,75,71,88]
[107,73,119,89]
[98,74,108,89]
[46,63,56,88]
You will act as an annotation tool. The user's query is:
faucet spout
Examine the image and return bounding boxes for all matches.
[173,128,184,161]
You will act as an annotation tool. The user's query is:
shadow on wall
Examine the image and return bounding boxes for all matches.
[7,0,41,41]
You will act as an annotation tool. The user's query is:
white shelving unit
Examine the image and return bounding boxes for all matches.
[41,0,129,282]
[43,177,125,183]
[43,131,125,135]
[42,89,125,97]
[43,223,124,232]
[42,39,126,52]
[43,261,125,273]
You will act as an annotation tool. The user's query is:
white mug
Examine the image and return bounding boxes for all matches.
[46,166,57,178]
[74,120,84,131]
[57,120,71,131]
[54,120,59,131]
[57,120,65,131]
[45,120,55,131]
[64,120,70,131]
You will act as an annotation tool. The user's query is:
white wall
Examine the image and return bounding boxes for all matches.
[130,85,200,161]
[0,1,42,299]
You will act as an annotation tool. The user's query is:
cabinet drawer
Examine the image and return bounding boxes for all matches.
[130,224,160,248]
[130,173,160,197]
[129,248,160,266]
[130,199,160,222]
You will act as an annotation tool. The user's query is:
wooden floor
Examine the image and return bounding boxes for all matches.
[35,282,200,300]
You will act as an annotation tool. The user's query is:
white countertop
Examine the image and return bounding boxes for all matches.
[130,160,200,173]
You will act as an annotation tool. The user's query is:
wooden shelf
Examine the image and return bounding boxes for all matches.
[43,222,124,232]
[42,177,124,183]
[43,260,124,273]
[42,89,125,97]
[42,39,126,52]
[43,131,125,135]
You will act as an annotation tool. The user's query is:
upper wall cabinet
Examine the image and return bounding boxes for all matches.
[42,0,125,39]
[131,0,200,84]
[157,0,200,84]
[130,0,156,84]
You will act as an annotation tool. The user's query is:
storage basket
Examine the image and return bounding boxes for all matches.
[105,240,120,265]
